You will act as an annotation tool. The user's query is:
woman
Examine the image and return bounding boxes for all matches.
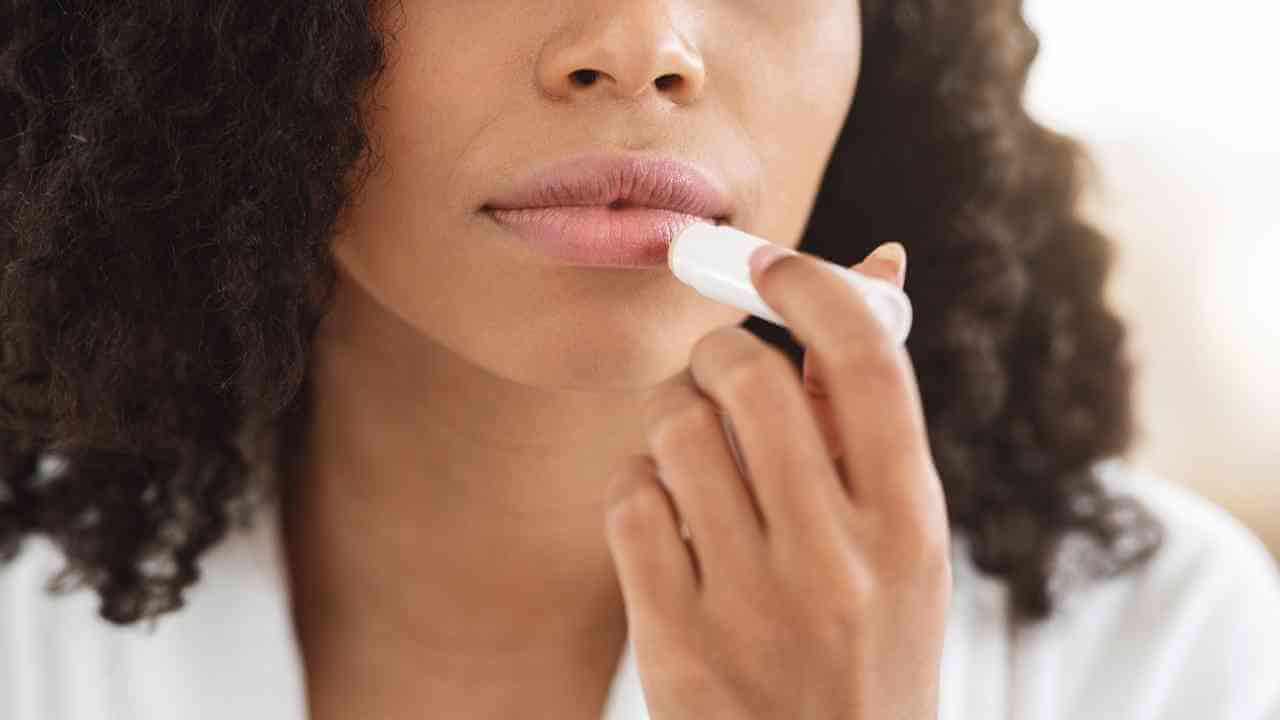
[1,0,1278,718]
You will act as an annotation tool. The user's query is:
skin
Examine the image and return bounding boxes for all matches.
[281,0,949,717]
[608,244,951,719]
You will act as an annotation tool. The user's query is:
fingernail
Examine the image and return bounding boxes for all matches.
[749,244,792,276]
[869,242,906,266]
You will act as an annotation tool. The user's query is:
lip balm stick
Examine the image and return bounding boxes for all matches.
[668,222,913,346]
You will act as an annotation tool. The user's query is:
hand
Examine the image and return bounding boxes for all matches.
[604,242,951,719]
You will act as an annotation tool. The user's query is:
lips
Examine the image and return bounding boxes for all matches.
[481,152,733,267]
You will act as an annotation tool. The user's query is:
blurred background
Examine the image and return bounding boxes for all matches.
[1023,1,1279,558]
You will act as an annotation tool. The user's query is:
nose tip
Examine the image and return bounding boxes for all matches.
[537,23,706,104]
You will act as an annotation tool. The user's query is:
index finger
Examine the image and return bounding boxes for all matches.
[747,246,936,516]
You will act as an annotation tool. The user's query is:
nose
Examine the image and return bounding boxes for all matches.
[536,4,706,104]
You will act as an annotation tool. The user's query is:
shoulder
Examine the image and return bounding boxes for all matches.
[0,502,307,720]
[1091,458,1280,614]
[0,535,116,715]
[1021,459,1280,719]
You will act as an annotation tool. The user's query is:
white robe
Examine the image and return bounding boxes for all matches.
[2,459,1278,719]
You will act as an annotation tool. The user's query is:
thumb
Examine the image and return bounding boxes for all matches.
[856,241,907,289]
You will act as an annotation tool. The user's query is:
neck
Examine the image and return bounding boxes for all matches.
[278,271,681,690]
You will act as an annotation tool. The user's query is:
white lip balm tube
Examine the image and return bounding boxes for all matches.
[668,222,913,346]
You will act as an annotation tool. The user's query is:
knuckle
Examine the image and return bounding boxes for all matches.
[648,399,722,459]
[900,532,954,609]
[930,551,955,597]
[690,324,746,357]
[878,509,952,585]
[654,660,720,710]
[607,452,657,488]
[689,325,754,371]
[605,484,671,538]
[718,344,793,401]
[913,526,954,581]
[881,468,952,562]
[826,334,903,384]
[831,558,879,615]
[813,598,860,650]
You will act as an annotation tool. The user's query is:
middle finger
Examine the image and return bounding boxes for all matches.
[748,248,936,523]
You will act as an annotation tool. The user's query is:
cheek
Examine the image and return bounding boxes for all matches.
[328,48,505,342]
[785,3,861,128]
[729,9,860,243]
[335,5,507,265]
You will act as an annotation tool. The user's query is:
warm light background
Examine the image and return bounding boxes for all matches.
[1023,1,1280,558]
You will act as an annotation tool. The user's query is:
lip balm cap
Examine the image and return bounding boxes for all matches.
[668,222,913,345]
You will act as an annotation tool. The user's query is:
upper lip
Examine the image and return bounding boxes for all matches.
[482,152,733,222]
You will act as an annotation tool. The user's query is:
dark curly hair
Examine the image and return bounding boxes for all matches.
[0,0,1164,626]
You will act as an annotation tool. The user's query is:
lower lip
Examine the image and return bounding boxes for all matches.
[483,205,722,267]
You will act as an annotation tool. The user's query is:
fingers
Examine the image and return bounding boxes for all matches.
[686,326,851,549]
[748,243,939,526]
[801,245,908,465]
[641,371,769,588]
[876,242,908,288]
[604,453,700,617]
[803,244,905,392]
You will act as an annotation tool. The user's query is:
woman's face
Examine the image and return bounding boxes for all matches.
[331,0,861,390]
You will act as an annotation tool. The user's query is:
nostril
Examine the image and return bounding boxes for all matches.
[569,69,598,87]
[655,74,681,91]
